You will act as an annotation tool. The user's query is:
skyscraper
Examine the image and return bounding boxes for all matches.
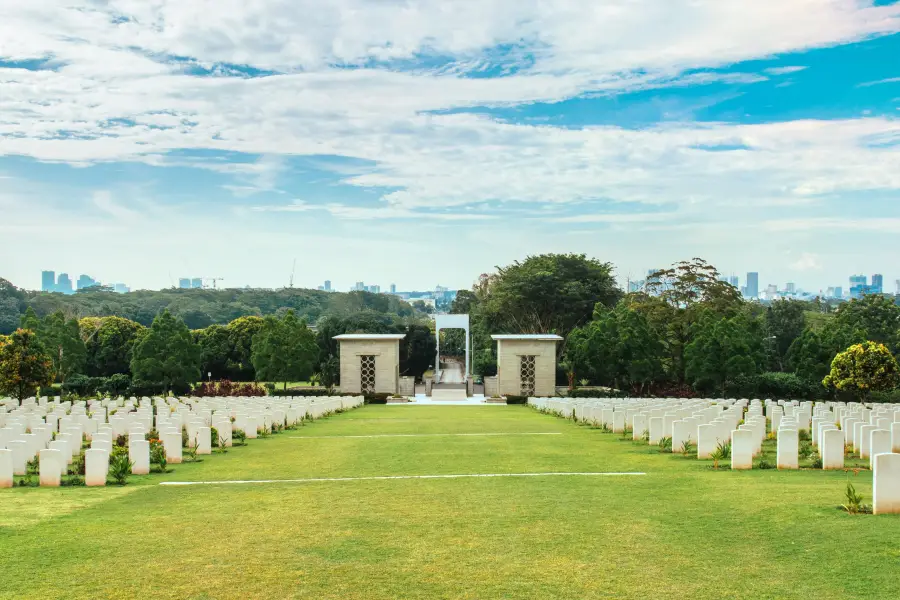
[849,275,868,299]
[370,285,381,294]
[390,284,397,294]
[728,275,739,289]
[786,282,796,294]
[872,274,884,294]
[324,280,332,292]
[832,286,843,299]
[41,270,55,292]
[191,278,203,289]
[178,278,191,289]
[745,272,759,299]
[57,273,73,294]
[113,283,130,294]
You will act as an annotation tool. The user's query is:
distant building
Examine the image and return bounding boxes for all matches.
[786,282,796,294]
[872,274,884,294]
[178,278,191,289]
[324,280,332,292]
[41,270,56,292]
[370,285,381,294]
[389,283,397,294]
[354,281,365,292]
[191,278,203,289]
[728,275,739,289]
[833,286,843,299]
[56,273,73,294]
[113,283,130,294]
[745,272,759,299]
[77,274,97,290]
[849,275,872,299]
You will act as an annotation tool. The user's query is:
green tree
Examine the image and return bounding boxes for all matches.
[251,311,318,390]
[0,329,54,404]
[225,315,264,381]
[193,325,232,381]
[823,341,900,399]
[401,323,437,382]
[19,306,41,332]
[567,303,664,393]
[833,295,900,352]
[82,316,145,377]
[0,278,26,335]
[40,311,87,386]
[786,324,867,383]
[130,311,201,394]
[479,253,622,348]
[317,354,340,389]
[765,300,807,371]
[685,313,764,396]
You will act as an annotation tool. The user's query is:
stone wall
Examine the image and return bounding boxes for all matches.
[398,376,415,397]
[496,339,558,397]
[338,339,400,394]
[483,376,499,397]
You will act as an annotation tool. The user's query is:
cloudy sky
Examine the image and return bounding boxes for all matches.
[2,1,900,294]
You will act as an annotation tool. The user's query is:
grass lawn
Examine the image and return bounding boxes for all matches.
[0,406,897,599]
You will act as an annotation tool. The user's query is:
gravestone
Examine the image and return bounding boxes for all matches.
[873,453,900,515]
[821,429,844,470]
[777,429,799,470]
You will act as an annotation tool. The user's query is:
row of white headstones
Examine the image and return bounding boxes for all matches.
[529,397,900,515]
[0,395,364,487]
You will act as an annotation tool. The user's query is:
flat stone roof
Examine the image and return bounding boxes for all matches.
[491,334,564,341]
[333,334,406,341]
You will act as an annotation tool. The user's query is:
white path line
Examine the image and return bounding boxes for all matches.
[160,472,646,486]
[287,432,564,439]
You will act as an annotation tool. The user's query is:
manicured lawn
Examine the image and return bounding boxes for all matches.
[0,406,896,599]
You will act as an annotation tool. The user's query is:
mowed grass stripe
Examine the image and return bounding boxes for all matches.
[159,471,647,486]
[288,432,565,438]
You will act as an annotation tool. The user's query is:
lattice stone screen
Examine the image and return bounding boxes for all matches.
[520,355,536,396]
[360,355,376,394]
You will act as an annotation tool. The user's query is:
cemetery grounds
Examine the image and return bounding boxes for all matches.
[1,405,897,599]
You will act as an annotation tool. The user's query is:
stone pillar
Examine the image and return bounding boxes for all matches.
[873,453,900,515]
[870,429,892,469]
[39,448,62,487]
[731,429,753,470]
[85,449,109,487]
[821,429,844,470]
[163,432,182,464]
[196,427,212,455]
[777,429,799,469]
[0,449,13,488]
[130,440,150,475]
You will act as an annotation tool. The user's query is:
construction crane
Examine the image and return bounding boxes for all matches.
[289,258,297,288]
[202,277,224,289]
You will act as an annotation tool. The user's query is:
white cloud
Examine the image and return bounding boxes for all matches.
[790,252,823,271]
[857,77,900,88]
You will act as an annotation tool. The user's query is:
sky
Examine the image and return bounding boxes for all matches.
[2,1,900,295]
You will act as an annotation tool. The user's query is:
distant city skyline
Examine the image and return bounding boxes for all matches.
[39,270,129,295]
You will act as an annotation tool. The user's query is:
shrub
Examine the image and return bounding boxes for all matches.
[757,459,775,470]
[150,444,167,473]
[680,439,694,456]
[69,454,86,476]
[809,453,823,469]
[566,388,625,399]
[108,453,133,485]
[724,372,824,400]
[232,428,247,446]
[268,388,336,397]
[194,380,267,397]
[868,389,900,404]
[657,436,673,453]
[505,395,528,404]
[210,426,219,448]
[364,393,389,404]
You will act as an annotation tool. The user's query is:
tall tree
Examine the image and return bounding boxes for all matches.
[479,253,622,347]
[833,294,900,352]
[41,311,87,387]
[193,324,232,380]
[0,278,25,335]
[786,323,866,383]
[765,300,807,371]
[225,315,264,381]
[130,311,200,394]
[401,323,437,382]
[82,316,145,377]
[19,306,41,332]
[685,312,764,396]
[251,310,318,390]
[0,329,54,404]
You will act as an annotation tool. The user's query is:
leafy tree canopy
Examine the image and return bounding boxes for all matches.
[0,328,54,403]
[130,310,200,393]
[823,341,900,398]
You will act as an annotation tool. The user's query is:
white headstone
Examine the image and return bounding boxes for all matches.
[821,429,844,470]
[85,449,109,486]
[873,453,900,515]
[39,448,62,487]
[777,429,799,470]
[0,449,13,488]
[731,429,753,470]
[870,429,892,469]
[129,440,150,475]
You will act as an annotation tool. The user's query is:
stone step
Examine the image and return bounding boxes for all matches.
[431,388,469,401]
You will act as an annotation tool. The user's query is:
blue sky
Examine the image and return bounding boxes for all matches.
[1,1,900,294]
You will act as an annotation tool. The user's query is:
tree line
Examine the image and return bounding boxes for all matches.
[0,306,436,402]
[455,255,900,400]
